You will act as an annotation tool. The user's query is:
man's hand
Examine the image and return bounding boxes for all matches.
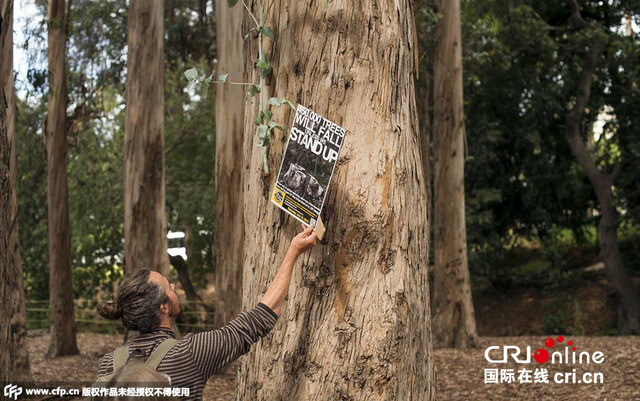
[259,224,318,316]
[289,224,317,256]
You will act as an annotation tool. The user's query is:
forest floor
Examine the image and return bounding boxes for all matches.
[27,332,639,400]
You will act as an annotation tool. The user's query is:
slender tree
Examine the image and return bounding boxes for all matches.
[565,48,640,333]
[431,0,479,348]
[124,0,169,275]
[45,0,79,357]
[236,1,435,399]
[562,0,640,334]
[1,0,33,381]
[213,0,245,327]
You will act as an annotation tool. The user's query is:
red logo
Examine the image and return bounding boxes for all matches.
[534,336,576,364]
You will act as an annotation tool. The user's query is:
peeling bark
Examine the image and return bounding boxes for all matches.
[237,1,435,399]
[1,0,32,381]
[46,0,79,358]
[431,0,479,349]
[213,0,245,327]
[124,0,169,276]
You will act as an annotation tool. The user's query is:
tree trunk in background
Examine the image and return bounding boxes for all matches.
[418,74,431,230]
[1,0,33,382]
[431,0,479,349]
[45,0,79,358]
[169,254,201,302]
[237,1,435,399]
[213,0,245,327]
[124,0,169,276]
[565,45,640,334]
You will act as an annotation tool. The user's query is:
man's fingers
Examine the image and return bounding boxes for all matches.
[300,224,314,236]
[306,232,317,245]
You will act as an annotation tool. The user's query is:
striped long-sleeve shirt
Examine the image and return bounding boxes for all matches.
[97,303,277,400]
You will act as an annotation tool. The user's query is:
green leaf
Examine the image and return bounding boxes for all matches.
[227,0,239,8]
[256,58,270,69]
[184,68,198,81]
[218,73,228,83]
[248,84,261,97]
[281,99,295,110]
[268,97,281,106]
[257,124,269,146]
[254,116,262,126]
[262,26,274,40]
[257,135,272,147]
[243,28,257,42]
[263,109,273,122]
[201,75,213,99]
[261,65,272,78]
[269,121,284,131]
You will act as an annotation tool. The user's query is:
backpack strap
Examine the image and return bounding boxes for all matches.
[113,345,130,372]
[145,338,179,369]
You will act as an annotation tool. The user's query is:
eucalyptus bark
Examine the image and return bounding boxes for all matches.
[45,0,79,358]
[213,0,245,327]
[1,0,32,381]
[237,1,435,399]
[431,0,479,349]
[565,45,640,333]
[124,0,169,275]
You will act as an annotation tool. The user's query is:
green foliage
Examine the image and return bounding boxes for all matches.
[458,0,640,291]
[16,99,49,300]
[543,295,568,335]
[16,0,217,303]
[186,0,293,175]
[165,58,215,287]
[569,296,586,336]
[67,100,126,299]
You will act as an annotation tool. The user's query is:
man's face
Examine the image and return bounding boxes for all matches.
[149,271,182,318]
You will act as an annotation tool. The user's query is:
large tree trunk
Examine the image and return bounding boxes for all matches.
[1,0,33,382]
[431,0,479,349]
[565,45,640,334]
[213,0,245,327]
[45,0,79,358]
[124,0,169,276]
[236,1,435,399]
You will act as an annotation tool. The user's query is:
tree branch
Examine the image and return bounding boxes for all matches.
[509,45,542,59]
[610,160,623,183]
[164,128,189,155]
[565,44,603,183]
[565,0,591,29]
[168,254,202,302]
[530,9,572,32]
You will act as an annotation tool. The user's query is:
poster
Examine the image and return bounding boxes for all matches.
[271,105,346,227]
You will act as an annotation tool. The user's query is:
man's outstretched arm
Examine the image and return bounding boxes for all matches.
[260,224,317,316]
[191,224,317,379]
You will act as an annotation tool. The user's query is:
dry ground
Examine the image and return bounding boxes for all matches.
[27,332,639,400]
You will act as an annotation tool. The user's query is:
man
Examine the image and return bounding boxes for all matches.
[96,225,317,400]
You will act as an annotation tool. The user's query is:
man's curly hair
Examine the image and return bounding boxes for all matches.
[97,269,168,332]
